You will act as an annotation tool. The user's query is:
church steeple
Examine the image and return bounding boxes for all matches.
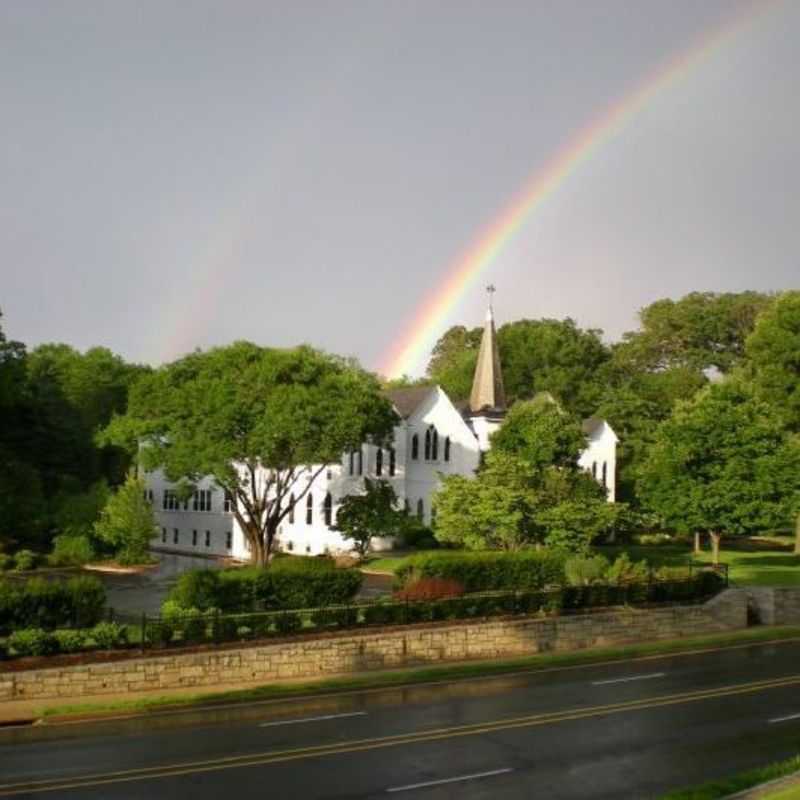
[469,286,506,414]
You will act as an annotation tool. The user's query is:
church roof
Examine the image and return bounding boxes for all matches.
[582,417,604,436]
[384,385,437,419]
[469,300,506,415]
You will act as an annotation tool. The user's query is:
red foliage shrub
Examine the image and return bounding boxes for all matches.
[394,578,465,601]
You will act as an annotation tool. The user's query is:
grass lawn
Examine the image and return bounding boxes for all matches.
[364,537,800,587]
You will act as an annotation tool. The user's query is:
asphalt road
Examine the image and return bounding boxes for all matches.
[2,639,800,799]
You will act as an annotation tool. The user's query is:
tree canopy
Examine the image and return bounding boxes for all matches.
[102,342,396,565]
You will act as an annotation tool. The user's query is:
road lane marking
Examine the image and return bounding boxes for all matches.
[386,768,513,793]
[3,673,800,797]
[259,712,367,728]
[592,672,666,686]
[769,712,800,724]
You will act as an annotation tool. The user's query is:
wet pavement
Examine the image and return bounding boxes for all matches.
[2,639,800,798]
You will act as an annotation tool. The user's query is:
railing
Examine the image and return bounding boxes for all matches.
[135,566,726,650]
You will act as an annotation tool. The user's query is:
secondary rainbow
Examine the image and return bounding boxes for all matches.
[380,1,777,379]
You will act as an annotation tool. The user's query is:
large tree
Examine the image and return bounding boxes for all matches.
[639,379,800,563]
[334,478,405,557]
[102,343,396,565]
[93,472,156,564]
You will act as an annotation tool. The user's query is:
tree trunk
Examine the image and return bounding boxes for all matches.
[709,532,721,566]
[693,531,701,555]
[795,513,800,556]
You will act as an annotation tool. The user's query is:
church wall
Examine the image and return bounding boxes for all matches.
[578,423,618,502]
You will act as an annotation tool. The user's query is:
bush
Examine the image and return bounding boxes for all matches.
[13,550,38,571]
[167,559,363,613]
[605,554,650,585]
[8,628,59,657]
[49,534,96,566]
[66,575,106,627]
[145,620,175,647]
[54,628,89,653]
[274,611,302,635]
[311,606,359,629]
[394,578,464,601]
[394,551,566,593]
[0,554,12,571]
[362,602,403,626]
[399,518,438,550]
[635,533,674,547]
[565,555,610,587]
[91,621,129,649]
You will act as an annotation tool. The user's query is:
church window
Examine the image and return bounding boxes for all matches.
[411,434,419,460]
[192,489,212,512]
[602,462,608,488]
[205,530,211,547]
[375,447,383,477]
[416,498,424,521]
[289,494,295,524]
[306,493,313,525]
[592,462,597,479]
[173,528,179,545]
[192,529,198,547]
[424,429,431,460]
[357,448,363,476]
[324,493,333,526]
[432,428,439,460]
[161,527,167,543]
[348,451,354,476]
[389,447,396,476]
[404,499,410,513]
[444,437,451,462]
[223,491,235,513]
[226,532,232,550]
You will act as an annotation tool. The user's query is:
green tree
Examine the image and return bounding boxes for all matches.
[746,290,800,552]
[93,472,156,564]
[334,478,404,557]
[639,379,800,564]
[102,343,396,565]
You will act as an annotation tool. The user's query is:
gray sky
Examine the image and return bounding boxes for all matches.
[2,1,798,375]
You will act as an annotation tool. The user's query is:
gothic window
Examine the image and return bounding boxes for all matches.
[192,530,198,546]
[348,451,354,476]
[411,434,419,460]
[324,492,333,526]
[173,528,179,545]
[592,462,597,479]
[161,527,167,543]
[306,493,313,525]
[602,462,608,488]
[416,498,424,521]
[205,530,211,547]
[225,532,232,550]
[432,428,439,460]
[357,448,363,475]
[224,491,235,512]
[289,494,295,524]
[444,437,451,462]
[375,447,383,477]
[389,447,396,476]
[424,429,431,460]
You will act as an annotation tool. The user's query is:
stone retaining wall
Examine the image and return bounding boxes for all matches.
[747,588,800,625]
[0,589,747,703]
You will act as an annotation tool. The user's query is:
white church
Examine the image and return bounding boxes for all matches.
[146,299,618,560]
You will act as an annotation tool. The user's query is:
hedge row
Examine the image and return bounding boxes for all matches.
[1,622,128,658]
[167,557,364,613]
[0,576,107,634]
[394,551,568,593]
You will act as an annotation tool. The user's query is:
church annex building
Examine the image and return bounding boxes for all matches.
[145,301,618,560]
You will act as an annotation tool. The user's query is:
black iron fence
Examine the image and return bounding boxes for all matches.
[136,566,726,650]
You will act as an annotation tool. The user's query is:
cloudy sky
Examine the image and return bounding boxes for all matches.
[2,1,797,375]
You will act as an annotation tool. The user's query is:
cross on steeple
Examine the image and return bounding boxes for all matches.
[486,284,496,309]
[469,286,506,414]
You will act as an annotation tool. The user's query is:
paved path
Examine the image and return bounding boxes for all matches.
[2,640,800,798]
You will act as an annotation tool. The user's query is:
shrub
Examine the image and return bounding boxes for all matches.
[311,606,359,629]
[362,602,403,626]
[13,550,38,571]
[54,628,89,653]
[49,534,96,566]
[169,570,224,611]
[91,621,129,649]
[394,578,464,601]
[395,551,566,593]
[605,554,650,585]
[0,554,12,571]
[564,555,610,587]
[145,620,175,647]
[399,518,438,550]
[274,612,302,635]
[635,533,674,547]
[66,575,106,627]
[8,628,59,657]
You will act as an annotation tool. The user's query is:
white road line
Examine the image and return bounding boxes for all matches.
[769,712,800,724]
[592,672,667,686]
[258,711,367,728]
[386,768,514,793]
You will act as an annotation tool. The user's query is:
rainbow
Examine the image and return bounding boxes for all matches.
[380,0,777,379]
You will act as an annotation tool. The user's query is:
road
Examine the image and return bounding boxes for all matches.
[2,639,800,799]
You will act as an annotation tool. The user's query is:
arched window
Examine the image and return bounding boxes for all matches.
[592,462,597,479]
[375,447,383,477]
[444,437,451,462]
[424,429,432,460]
[389,447,396,476]
[404,499,410,513]
[306,493,313,525]
[411,434,419,460]
[289,494,295,524]
[323,493,333,526]
[432,428,439,460]
[357,448,363,476]
[416,498,424,521]
[602,462,608,488]
[348,451,354,476]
